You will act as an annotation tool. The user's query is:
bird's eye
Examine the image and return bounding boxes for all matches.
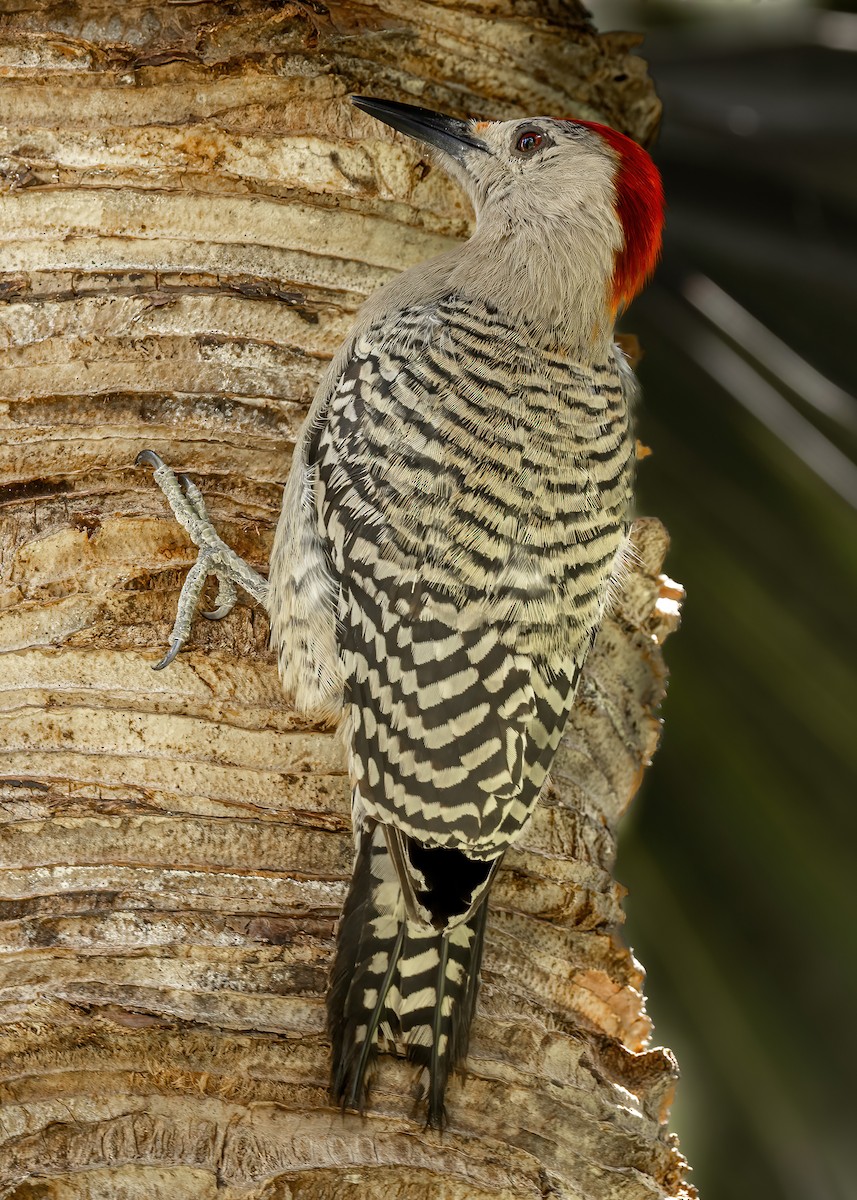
[515,130,543,155]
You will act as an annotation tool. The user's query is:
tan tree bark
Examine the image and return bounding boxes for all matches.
[0,2,692,1197]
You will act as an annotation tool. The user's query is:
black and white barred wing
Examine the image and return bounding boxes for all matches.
[312,301,583,866]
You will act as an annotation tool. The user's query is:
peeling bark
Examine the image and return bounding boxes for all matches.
[0,2,692,1197]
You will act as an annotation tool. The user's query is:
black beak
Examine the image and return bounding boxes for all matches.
[351,96,487,160]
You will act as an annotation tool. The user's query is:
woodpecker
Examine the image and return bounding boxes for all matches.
[138,96,664,1126]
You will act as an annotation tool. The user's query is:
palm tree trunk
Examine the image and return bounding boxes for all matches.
[0,2,691,1196]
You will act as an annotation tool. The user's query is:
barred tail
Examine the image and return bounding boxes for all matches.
[401,896,488,1126]
[328,819,488,1126]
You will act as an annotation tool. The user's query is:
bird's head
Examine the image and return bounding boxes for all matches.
[352,96,664,316]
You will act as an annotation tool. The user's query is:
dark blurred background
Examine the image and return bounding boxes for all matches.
[585,2,857,1197]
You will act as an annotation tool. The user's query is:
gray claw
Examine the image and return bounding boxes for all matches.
[200,570,238,622]
[152,640,183,671]
[202,603,233,620]
[136,449,166,470]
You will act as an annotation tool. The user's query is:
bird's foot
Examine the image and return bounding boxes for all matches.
[136,450,268,669]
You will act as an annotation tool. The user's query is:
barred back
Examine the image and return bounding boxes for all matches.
[313,295,634,858]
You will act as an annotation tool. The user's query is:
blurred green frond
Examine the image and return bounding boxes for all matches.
[591,4,857,1197]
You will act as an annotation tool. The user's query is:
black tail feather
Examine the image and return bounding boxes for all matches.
[328,818,489,1125]
[343,921,405,1109]
[429,932,451,1126]
[328,821,405,1106]
[404,898,488,1126]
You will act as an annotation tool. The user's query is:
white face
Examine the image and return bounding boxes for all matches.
[441,117,621,229]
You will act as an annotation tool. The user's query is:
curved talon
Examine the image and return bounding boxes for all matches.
[201,570,238,621]
[152,640,183,671]
[177,472,194,490]
[202,603,234,621]
[136,449,166,470]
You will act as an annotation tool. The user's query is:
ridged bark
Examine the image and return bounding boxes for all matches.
[0,2,692,1197]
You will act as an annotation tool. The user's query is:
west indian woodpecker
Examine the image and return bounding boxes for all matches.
[137,96,664,1126]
